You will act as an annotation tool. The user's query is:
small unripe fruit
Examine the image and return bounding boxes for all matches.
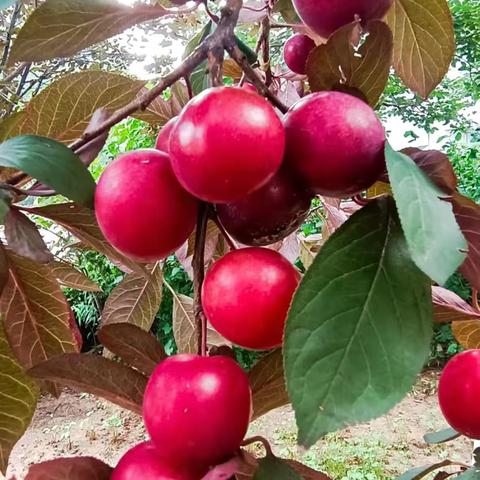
[169,87,285,203]
[283,34,315,75]
[202,248,300,350]
[95,150,198,262]
[292,0,394,38]
[438,350,480,439]
[143,354,251,469]
[155,116,177,152]
[284,91,385,197]
[112,442,198,480]
[216,168,312,246]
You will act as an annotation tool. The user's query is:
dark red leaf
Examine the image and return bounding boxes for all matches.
[97,323,165,376]
[28,353,147,414]
[452,193,480,292]
[402,148,457,194]
[25,456,112,480]
[75,108,111,167]
[432,286,480,323]
[5,209,53,263]
[0,242,8,295]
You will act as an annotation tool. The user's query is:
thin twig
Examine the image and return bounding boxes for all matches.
[473,289,479,312]
[204,0,220,23]
[0,183,56,197]
[353,195,370,207]
[69,45,210,152]
[0,62,30,86]
[260,16,272,87]
[1,1,22,68]
[192,203,209,356]
[242,436,274,456]
[184,75,194,99]
[211,213,237,251]
[226,43,288,113]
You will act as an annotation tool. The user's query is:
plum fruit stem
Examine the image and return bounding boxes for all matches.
[193,203,209,356]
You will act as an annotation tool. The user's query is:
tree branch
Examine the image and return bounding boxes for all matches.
[226,42,288,113]
[68,45,209,152]
[1,1,22,68]
[259,16,273,87]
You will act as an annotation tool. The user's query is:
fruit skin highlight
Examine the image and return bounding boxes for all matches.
[284,91,385,198]
[155,116,177,152]
[292,0,394,39]
[438,349,480,439]
[169,86,285,203]
[143,354,252,469]
[112,442,200,480]
[202,248,300,350]
[95,149,198,262]
[216,167,312,246]
[283,34,316,75]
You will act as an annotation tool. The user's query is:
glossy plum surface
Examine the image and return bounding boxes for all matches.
[284,91,385,197]
[169,87,285,203]
[283,34,316,74]
[95,149,198,262]
[202,248,300,350]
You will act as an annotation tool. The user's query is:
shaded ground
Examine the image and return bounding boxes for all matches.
[7,371,472,479]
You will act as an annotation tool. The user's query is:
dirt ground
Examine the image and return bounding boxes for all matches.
[6,371,473,479]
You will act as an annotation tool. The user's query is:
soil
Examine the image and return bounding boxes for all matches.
[5,370,473,479]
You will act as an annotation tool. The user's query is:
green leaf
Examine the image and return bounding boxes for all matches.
[183,22,212,60]
[0,320,39,475]
[253,455,302,480]
[424,427,460,444]
[456,468,480,479]
[0,135,96,207]
[191,61,210,95]
[0,193,10,224]
[386,143,466,285]
[284,197,432,447]
[235,35,257,65]
[8,0,168,64]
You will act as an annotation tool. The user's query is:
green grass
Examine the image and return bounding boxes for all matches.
[265,430,399,480]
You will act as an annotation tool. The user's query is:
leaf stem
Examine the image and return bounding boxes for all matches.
[211,212,237,251]
[241,436,274,456]
[473,289,479,312]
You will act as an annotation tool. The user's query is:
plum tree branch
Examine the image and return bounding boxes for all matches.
[68,0,287,153]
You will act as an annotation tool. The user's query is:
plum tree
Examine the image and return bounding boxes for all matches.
[95,149,198,262]
[169,86,285,203]
[283,34,316,75]
[0,0,467,478]
[216,167,313,246]
[155,116,178,152]
[292,0,394,38]
[438,350,480,439]
[143,354,251,469]
[284,91,386,197]
[202,248,300,350]
[112,442,201,480]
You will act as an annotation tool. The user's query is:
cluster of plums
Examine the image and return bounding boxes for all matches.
[112,353,252,479]
[94,3,390,477]
[96,85,385,350]
[283,0,394,75]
